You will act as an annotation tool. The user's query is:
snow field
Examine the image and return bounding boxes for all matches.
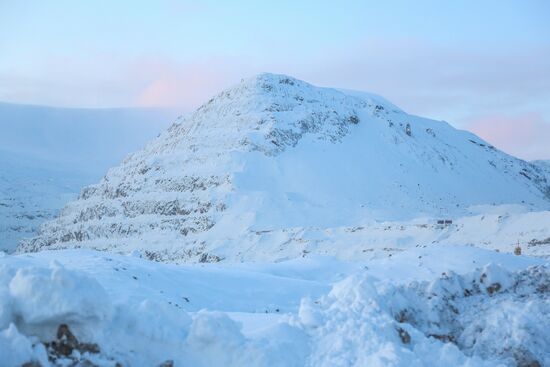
[0,245,548,366]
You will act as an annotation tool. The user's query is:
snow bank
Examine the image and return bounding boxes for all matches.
[0,324,49,367]
[300,275,491,367]
[0,261,308,367]
[0,248,548,366]
[8,262,111,326]
[0,262,110,365]
[300,264,550,367]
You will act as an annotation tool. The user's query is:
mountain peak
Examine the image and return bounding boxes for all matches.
[214,73,401,115]
[242,72,307,90]
[172,72,374,157]
[199,72,326,109]
[249,72,301,84]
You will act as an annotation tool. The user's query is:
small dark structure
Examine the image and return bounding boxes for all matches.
[514,241,522,256]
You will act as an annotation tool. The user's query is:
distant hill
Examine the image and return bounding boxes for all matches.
[0,102,175,251]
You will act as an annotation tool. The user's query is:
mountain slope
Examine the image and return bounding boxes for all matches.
[18,74,550,261]
[533,160,550,172]
[0,103,173,252]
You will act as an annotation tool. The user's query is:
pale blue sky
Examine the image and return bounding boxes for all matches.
[1,0,549,159]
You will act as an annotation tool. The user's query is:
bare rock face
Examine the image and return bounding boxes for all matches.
[18,74,550,262]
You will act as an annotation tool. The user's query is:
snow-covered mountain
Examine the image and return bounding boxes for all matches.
[0,103,173,252]
[18,74,550,261]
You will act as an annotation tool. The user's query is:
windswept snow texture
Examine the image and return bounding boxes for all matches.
[533,160,550,172]
[18,74,550,261]
[0,246,548,366]
[0,102,174,252]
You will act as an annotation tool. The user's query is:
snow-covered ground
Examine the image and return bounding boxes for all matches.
[2,75,550,366]
[1,245,548,366]
[0,102,174,252]
[17,204,550,263]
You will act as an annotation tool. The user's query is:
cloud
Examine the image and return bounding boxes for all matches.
[465,113,550,160]
[129,57,268,111]
[1,35,548,160]
[293,38,550,122]
[0,54,251,110]
[284,37,550,160]
[131,58,246,110]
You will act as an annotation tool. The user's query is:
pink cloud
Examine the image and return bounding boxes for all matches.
[0,52,258,110]
[131,58,249,110]
[465,113,550,160]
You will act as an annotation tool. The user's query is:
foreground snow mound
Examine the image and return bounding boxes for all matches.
[0,263,111,366]
[301,277,487,367]
[8,263,111,326]
[19,73,550,262]
[1,249,548,366]
[302,264,550,367]
[406,264,550,366]
[0,261,309,367]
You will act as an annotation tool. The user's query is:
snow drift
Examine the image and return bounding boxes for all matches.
[0,247,548,366]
